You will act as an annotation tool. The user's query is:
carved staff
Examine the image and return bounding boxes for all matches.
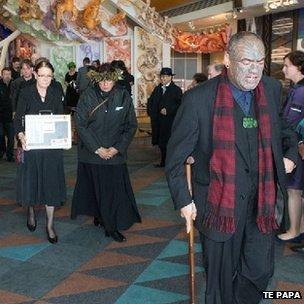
[186,157,195,304]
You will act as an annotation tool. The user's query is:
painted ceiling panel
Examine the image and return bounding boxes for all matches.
[150,0,199,12]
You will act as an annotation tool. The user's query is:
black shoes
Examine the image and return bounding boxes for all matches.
[46,227,58,244]
[153,163,165,168]
[105,230,126,242]
[26,208,37,232]
[93,217,103,227]
[275,233,304,243]
[27,220,37,232]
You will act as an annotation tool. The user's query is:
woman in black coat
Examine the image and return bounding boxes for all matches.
[14,60,66,244]
[71,63,141,242]
[64,62,79,111]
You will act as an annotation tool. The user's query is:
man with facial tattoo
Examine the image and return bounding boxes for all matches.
[166,32,298,304]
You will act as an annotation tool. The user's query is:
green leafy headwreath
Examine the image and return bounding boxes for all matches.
[87,69,124,83]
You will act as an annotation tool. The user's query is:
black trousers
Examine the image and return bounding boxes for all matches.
[0,122,14,159]
[159,146,166,166]
[200,192,274,304]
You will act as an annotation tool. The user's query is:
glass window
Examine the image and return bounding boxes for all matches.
[171,50,199,91]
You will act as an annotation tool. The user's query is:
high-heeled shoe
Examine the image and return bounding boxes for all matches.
[27,220,37,232]
[26,208,37,232]
[93,217,103,227]
[46,227,58,244]
[105,230,126,242]
[275,233,304,243]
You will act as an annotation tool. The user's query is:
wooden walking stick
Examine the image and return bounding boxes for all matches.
[186,157,195,304]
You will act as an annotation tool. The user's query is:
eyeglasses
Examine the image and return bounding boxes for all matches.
[37,74,53,79]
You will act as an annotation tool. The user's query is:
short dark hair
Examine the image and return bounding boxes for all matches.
[92,59,101,66]
[83,57,90,65]
[111,60,127,72]
[34,60,54,73]
[12,56,20,63]
[99,62,116,74]
[284,51,304,75]
[21,59,33,68]
[1,67,11,74]
[193,73,207,83]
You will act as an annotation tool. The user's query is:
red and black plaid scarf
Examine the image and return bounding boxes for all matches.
[203,73,277,234]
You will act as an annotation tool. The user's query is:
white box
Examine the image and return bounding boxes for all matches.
[25,114,72,150]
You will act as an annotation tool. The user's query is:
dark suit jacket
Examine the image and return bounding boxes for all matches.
[165,75,298,242]
[147,81,182,146]
[76,66,90,94]
[10,76,36,111]
[0,80,12,122]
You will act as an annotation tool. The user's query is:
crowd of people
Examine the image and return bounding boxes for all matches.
[0,31,304,303]
[0,55,139,244]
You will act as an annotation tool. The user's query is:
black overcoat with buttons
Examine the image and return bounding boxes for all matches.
[75,84,137,165]
[147,81,182,147]
[165,75,298,242]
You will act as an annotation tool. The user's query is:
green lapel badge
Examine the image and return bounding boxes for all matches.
[243,117,258,129]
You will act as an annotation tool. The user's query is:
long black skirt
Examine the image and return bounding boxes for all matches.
[16,149,66,206]
[71,162,141,231]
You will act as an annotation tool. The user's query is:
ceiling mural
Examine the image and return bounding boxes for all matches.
[150,0,198,12]
[174,25,231,53]
[0,0,231,53]
[1,0,129,43]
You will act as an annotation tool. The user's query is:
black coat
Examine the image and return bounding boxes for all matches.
[76,66,90,94]
[75,85,137,165]
[166,75,298,242]
[0,79,12,122]
[147,81,182,146]
[10,76,36,112]
[14,83,65,135]
[116,72,134,96]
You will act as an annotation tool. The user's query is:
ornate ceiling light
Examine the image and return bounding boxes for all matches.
[264,0,298,12]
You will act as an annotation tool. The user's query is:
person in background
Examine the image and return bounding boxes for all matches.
[187,72,208,90]
[92,59,101,70]
[30,53,40,66]
[0,68,14,162]
[111,60,134,96]
[166,32,297,304]
[10,59,35,112]
[277,50,304,243]
[10,56,20,80]
[65,62,79,112]
[71,63,141,242]
[147,67,182,167]
[14,60,66,244]
[76,57,91,95]
[207,62,224,79]
[65,62,79,144]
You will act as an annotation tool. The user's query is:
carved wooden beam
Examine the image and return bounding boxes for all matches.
[0,30,21,71]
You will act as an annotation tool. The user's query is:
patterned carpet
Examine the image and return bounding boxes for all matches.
[0,139,303,304]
